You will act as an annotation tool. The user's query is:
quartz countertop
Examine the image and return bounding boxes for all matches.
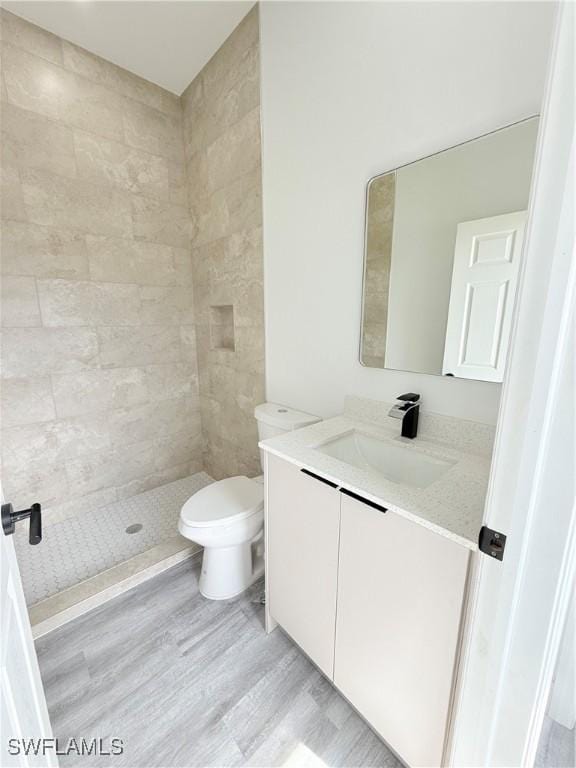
[259,414,493,550]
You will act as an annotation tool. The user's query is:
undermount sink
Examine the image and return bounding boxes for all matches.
[315,430,455,489]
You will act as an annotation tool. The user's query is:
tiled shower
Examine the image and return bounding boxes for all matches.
[14,474,212,606]
[0,7,264,626]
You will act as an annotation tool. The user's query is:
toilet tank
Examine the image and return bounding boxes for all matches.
[254,403,320,468]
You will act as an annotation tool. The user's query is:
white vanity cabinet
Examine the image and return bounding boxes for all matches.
[266,453,341,678]
[265,454,472,767]
[335,491,470,768]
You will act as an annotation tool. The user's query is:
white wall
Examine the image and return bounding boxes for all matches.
[385,118,539,375]
[260,1,555,424]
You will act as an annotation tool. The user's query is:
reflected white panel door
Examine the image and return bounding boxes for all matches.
[443,211,527,381]
[1,501,56,767]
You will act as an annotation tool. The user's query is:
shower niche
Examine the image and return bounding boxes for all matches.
[210,305,236,351]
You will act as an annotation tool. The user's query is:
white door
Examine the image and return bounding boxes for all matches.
[449,4,575,766]
[334,494,470,768]
[1,500,56,767]
[443,211,527,382]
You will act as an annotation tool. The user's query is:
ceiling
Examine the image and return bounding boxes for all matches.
[2,1,255,94]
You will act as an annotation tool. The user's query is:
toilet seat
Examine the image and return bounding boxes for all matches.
[180,476,263,528]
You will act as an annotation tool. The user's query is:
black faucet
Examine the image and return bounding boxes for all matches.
[388,393,420,439]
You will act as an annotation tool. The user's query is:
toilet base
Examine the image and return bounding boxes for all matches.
[199,537,264,601]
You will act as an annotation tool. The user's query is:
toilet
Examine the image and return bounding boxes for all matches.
[178,402,320,600]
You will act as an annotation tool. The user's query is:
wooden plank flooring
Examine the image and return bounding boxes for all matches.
[36,558,402,767]
[535,716,575,768]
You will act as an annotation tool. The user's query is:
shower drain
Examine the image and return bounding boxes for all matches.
[125,523,143,534]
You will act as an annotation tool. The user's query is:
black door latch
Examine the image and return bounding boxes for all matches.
[2,502,42,545]
[478,525,506,561]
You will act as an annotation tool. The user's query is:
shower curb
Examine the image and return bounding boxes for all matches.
[30,538,201,639]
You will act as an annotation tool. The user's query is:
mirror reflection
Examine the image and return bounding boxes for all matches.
[360,118,539,381]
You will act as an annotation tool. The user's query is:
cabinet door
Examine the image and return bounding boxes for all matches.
[335,493,470,767]
[267,454,340,678]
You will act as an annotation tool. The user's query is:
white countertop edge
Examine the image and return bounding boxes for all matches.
[260,443,479,552]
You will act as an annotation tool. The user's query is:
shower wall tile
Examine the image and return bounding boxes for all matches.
[145,362,198,403]
[2,44,125,141]
[235,326,265,370]
[138,285,195,326]
[122,100,183,159]
[131,195,190,248]
[185,150,210,200]
[86,235,177,286]
[173,247,194,285]
[153,429,203,472]
[213,227,262,280]
[205,107,260,192]
[0,9,63,64]
[168,158,189,206]
[188,167,262,247]
[98,325,182,367]
[51,368,149,418]
[0,163,26,221]
[21,169,133,237]
[61,40,180,117]
[1,103,76,179]
[0,9,201,517]
[114,460,201,502]
[200,268,263,328]
[0,378,56,428]
[2,327,100,377]
[39,487,119,527]
[1,221,89,280]
[180,324,199,364]
[1,276,41,327]
[74,130,170,200]
[2,415,110,473]
[65,441,156,497]
[58,75,126,142]
[1,7,263,511]
[183,42,259,156]
[182,6,264,480]
[1,42,72,121]
[4,457,70,509]
[37,279,141,327]
[107,395,199,448]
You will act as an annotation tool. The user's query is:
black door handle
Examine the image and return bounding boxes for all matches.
[2,502,42,545]
[340,488,387,513]
[300,468,339,489]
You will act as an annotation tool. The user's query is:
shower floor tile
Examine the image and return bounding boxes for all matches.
[14,473,213,606]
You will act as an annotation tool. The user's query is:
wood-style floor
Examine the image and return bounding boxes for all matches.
[535,716,575,768]
[36,558,402,767]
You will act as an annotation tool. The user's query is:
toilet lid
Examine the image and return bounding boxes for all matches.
[180,476,264,528]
